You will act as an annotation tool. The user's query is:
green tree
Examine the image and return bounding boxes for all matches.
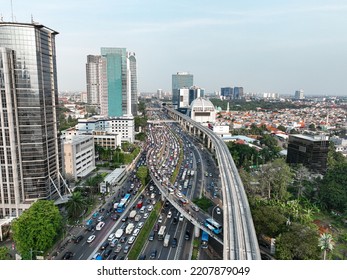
[135,132,147,142]
[258,159,292,200]
[251,204,287,238]
[292,164,310,198]
[0,246,12,260]
[319,233,335,260]
[327,142,347,169]
[66,191,88,220]
[318,162,347,212]
[12,200,63,259]
[136,166,149,186]
[275,222,320,260]
[134,116,148,132]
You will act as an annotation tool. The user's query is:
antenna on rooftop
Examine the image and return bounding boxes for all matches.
[10,0,14,22]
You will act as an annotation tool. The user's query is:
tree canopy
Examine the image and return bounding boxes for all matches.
[275,222,320,260]
[0,247,12,260]
[136,166,149,187]
[318,162,347,212]
[11,200,63,259]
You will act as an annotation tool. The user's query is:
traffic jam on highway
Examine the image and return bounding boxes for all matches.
[57,109,223,260]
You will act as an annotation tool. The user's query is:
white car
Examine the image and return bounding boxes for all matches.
[176,192,183,198]
[179,214,184,222]
[137,222,144,229]
[132,228,140,237]
[147,205,153,212]
[87,235,96,243]
[96,221,105,230]
[128,236,136,244]
[143,213,149,219]
[167,211,172,219]
[158,215,163,223]
[108,232,116,241]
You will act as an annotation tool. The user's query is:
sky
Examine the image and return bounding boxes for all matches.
[2,0,347,96]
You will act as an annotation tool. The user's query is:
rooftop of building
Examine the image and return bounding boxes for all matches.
[190,97,215,111]
[290,134,329,141]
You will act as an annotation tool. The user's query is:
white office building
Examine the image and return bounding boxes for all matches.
[62,135,96,181]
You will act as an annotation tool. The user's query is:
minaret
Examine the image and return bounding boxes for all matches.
[226,102,230,113]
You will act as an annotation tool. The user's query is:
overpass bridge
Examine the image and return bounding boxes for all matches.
[157,106,261,260]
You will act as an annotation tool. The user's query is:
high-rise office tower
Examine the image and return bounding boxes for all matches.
[233,87,244,99]
[189,86,205,105]
[86,55,107,106]
[172,72,193,108]
[97,48,136,117]
[127,52,138,116]
[221,87,234,99]
[0,22,66,218]
[295,89,304,100]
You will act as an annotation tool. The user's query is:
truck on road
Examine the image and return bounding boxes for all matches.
[163,234,170,247]
[126,223,135,235]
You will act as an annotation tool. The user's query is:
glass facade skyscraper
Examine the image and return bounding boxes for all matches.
[0,22,64,218]
[172,72,193,108]
[100,48,127,117]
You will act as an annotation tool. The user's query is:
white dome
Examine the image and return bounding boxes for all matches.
[190,97,215,112]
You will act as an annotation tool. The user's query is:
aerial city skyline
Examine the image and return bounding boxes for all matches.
[1,2,347,267]
[1,0,347,96]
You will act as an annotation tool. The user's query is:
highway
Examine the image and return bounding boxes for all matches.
[164,106,261,260]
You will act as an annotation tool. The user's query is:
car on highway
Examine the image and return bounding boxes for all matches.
[143,213,149,219]
[91,253,102,260]
[185,230,191,240]
[167,211,172,218]
[104,249,112,259]
[171,238,177,248]
[74,235,84,244]
[191,204,199,212]
[179,214,184,222]
[108,232,116,241]
[123,245,130,254]
[216,208,221,215]
[110,238,118,248]
[100,241,109,250]
[132,229,140,237]
[97,215,104,222]
[150,249,157,259]
[119,236,127,243]
[147,205,153,212]
[96,221,105,230]
[62,251,73,260]
[114,244,122,253]
[137,222,144,229]
[87,235,96,243]
[176,192,183,198]
[158,215,163,223]
[128,235,136,244]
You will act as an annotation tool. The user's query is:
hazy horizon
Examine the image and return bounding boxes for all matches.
[2,0,347,96]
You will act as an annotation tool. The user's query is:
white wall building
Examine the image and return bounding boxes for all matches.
[62,135,96,181]
[188,97,216,124]
[77,115,135,143]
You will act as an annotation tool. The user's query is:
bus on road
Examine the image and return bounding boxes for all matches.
[204,218,222,234]
[158,226,166,241]
[117,193,131,213]
[201,230,209,248]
